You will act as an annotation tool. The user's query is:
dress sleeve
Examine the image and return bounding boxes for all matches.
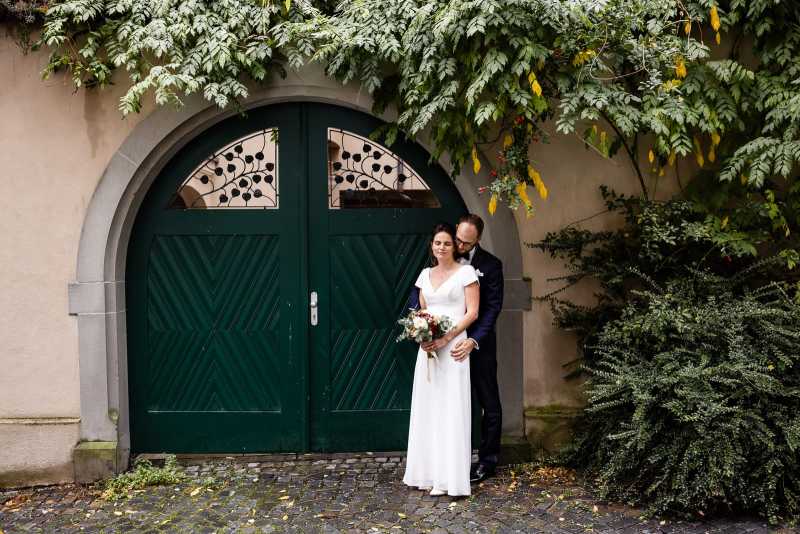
[461,265,479,286]
[414,268,428,289]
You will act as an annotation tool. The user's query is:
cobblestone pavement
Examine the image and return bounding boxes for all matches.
[0,454,793,533]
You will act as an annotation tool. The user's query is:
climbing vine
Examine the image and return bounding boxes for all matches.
[7,0,800,263]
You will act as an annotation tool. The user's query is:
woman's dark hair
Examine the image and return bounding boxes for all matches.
[430,222,458,265]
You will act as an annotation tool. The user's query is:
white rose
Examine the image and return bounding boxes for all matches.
[412,317,428,330]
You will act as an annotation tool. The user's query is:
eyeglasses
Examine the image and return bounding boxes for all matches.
[456,237,476,247]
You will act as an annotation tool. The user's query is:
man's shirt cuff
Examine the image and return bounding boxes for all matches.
[467,338,480,350]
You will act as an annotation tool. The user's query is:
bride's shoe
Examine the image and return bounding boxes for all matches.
[429,488,446,496]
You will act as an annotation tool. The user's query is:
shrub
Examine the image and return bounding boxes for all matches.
[102,454,186,501]
[572,267,800,522]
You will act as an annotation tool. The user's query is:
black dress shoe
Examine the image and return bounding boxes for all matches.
[470,463,496,483]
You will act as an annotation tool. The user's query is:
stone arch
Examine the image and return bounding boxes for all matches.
[68,65,528,478]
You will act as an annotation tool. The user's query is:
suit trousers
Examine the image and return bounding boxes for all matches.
[469,334,502,466]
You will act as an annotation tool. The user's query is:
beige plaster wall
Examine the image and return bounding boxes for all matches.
[510,127,680,411]
[0,36,144,482]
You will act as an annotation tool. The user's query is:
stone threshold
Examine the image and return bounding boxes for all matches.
[135,451,410,465]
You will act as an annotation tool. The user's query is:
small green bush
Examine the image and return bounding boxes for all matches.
[573,268,800,523]
[102,455,186,501]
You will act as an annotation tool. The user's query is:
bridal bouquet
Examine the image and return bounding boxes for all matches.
[396,310,454,360]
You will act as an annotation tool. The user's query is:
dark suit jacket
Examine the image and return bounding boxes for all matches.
[406,245,504,353]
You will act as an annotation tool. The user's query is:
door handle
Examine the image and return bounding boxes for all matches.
[310,291,318,326]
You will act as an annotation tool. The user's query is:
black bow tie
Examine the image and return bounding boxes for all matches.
[457,252,470,261]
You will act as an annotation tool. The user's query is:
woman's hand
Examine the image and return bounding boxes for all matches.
[421,335,450,353]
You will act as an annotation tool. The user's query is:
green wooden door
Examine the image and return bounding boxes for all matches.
[127,103,466,453]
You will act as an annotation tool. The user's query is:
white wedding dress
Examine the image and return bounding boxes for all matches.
[403,264,478,496]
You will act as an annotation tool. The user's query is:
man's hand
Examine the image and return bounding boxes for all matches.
[451,339,475,362]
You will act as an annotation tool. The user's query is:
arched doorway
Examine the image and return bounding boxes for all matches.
[126,103,467,453]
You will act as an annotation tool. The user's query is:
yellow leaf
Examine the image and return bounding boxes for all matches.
[710,5,721,32]
[658,167,665,177]
[282,514,288,521]
[537,58,545,70]
[279,495,291,500]
[284,0,291,10]
[674,57,687,79]
[528,165,548,200]
[693,136,704,167]
[488,194,498,215]
[721,216,729,229]
[668,150,676,166]
[708,147,716,163]
[741,173,748,185]
[398,512,407,518]
[684,21,692,35]
[531,79,543,97]
[648,149,655,163]
[471,146,481,174]
[503,135,513,149]
[572,49,596,66]
[711,131,721,146]
[715,32,721,45]
[189,488,201,497]
[662,79,682,91]
[516,182,532,209]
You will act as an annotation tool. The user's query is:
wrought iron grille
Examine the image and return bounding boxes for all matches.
[170,129,279,209]
[327,128,440,209]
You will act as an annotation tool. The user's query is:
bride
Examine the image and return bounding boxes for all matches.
[403,222,480,496]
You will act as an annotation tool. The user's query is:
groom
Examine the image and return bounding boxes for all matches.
[409,214,504,483]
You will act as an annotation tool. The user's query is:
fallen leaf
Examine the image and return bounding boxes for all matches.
[189,488,201,497]
[282,514,289,521]
[278,495,291,500]
[113,511,123,516]
[397,512,406,518]
[448,502,457,508]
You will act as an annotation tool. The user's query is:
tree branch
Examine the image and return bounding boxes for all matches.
[601,110,648,200]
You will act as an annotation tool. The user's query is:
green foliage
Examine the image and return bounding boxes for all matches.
[533,186,800,358]
[536,187,800,521]
[0,0,46,24]
[572,268,800,522]
[23,1,800,224]
[102,455,186,501]
[39,0,321,113]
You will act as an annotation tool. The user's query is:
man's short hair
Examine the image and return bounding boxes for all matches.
[458,213,484,238]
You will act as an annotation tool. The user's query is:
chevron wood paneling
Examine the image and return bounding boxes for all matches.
[328,234,429,412]
[146,234,282,412]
